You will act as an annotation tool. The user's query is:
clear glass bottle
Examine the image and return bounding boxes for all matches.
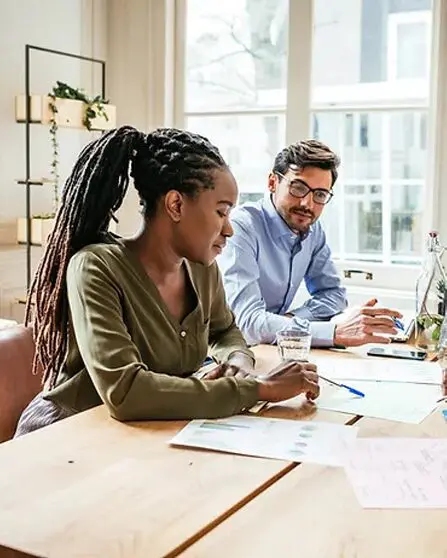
[415,231,447,352]
[438,310,447,369]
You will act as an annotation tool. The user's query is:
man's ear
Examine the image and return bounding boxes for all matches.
[268,172,277,193]
[164,190,184,222]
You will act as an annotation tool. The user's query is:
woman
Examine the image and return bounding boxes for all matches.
[15,126,319,436]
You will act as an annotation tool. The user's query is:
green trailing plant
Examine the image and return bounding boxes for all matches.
[47,81,109,215]
[48,97,60,214]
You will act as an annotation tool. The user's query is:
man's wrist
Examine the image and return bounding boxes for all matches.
[333,326,346,349]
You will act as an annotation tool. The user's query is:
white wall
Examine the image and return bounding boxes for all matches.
[0,0,179,239]
[0,0,107,227]
[106,0,177,236]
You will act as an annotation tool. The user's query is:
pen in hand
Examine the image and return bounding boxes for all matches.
[319,375,365,398]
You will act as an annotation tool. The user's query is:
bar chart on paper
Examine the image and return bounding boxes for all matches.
[169,415,358,466]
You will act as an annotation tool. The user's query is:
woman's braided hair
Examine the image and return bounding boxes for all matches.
[27,126,227,387]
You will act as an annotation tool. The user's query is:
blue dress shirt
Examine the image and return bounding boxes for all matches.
[217,193,347,347]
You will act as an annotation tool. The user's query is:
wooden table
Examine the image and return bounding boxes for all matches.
[0,346,357,558]
[183,406,447,558]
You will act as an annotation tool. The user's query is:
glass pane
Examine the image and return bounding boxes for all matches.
[344,185,383,257]
[311,112,342,152]
[186,114,285,196]
[319,193,341,256]
[391,184,423,260]
[390,112,427,179]
[311,109,428,262]
[185,0,289,111]
[312,0,432,98]
[396,21,428,80]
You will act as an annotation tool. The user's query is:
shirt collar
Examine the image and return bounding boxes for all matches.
[261,192,312,241]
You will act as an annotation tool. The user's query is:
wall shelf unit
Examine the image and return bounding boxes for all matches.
[17,44,116,291]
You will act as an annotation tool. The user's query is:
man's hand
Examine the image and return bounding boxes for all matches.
[334,298,403,347]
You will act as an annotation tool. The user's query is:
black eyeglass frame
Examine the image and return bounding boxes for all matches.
[276,172,334,205]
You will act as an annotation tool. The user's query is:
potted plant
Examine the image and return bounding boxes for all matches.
[48,81,112,206]
[17,81,115,246]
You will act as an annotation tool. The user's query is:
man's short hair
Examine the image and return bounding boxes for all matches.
[273,139,341,186]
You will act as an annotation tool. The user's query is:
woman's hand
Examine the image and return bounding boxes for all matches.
[202,351,255,381]
[257,360,320,402]
[202,362,253,380]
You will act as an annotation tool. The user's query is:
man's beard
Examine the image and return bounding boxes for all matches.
[284,207,316,234]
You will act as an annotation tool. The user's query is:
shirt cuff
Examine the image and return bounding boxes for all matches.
[290,306,314,321]
[309,321,336,348]
[226,350,256,369]
[237,377,260,410]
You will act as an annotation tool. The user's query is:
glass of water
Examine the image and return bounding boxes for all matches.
[276,329,312,362]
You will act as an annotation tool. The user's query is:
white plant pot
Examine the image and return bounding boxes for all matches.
[15,95,116,131]
[17,217,55,246]
[17,217,117,246]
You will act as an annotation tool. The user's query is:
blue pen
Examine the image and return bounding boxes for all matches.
[394,318,405,331]
[319,375,365,398]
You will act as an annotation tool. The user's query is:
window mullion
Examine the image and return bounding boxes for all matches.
[382,113,392,265]
[285,0,313,143]
[338,113,347,261]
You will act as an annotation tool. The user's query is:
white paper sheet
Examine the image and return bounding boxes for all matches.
[313,357,442,385]
[343,437,447,509]
[170,416,358,466]
[317,380,441,424]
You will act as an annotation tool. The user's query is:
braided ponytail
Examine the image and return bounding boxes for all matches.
[28,126,142,386]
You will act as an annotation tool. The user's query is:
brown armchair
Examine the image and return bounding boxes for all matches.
[0,326,42,442]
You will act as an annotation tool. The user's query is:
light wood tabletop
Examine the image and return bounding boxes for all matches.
[0,345,358,558]
[183,405,447,558]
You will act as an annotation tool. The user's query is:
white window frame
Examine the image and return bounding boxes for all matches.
[174,0,447,294]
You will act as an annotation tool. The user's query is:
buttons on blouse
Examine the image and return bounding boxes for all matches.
[180,330,187,338]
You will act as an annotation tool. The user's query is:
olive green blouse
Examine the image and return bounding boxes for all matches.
[45,237,259,420]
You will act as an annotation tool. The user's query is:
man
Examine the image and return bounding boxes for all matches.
[218,139,401,347]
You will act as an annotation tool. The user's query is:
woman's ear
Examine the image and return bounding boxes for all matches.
[164,190,184,222]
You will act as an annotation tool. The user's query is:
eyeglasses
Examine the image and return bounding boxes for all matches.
[276,172,334,205]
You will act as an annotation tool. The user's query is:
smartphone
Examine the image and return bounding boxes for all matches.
[366,346,427,361]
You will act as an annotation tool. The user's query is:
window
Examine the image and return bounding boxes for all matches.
[184,0,288,199]
[183,0,436,291]
[311,0,433,287]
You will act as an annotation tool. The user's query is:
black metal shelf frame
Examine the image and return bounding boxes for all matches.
[23,44,106,290]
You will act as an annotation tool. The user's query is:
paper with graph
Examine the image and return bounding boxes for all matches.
[169,415,358,466]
